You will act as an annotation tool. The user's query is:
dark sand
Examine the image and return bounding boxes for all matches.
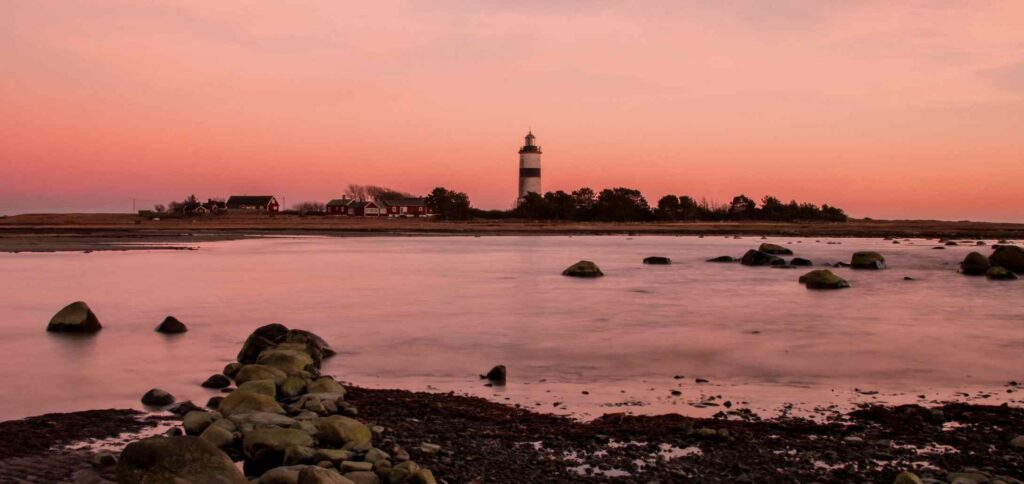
[2,388,1021,483]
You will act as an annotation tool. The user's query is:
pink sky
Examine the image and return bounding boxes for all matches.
[2,1,1023,220]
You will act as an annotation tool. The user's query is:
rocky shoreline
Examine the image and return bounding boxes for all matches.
[2,389,1022,483]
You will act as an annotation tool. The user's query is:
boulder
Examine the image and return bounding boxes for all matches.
[740,250,785,267]
[224,362,243,379]
[758,243,792,255]
[314,448,355,466]
[199,424,235,449]
[344,471,381,484]
[284,445,318,465]
[259,465,306,484]
[155,316,187,334]
[706,256,736,263]
[243,428,315,476]
[986,266,1018,281]
[789,258,813,266]
[141,388,175,407]
[182,410,214,436]
[235,364,288,386]
[229,412,299,432]
[167,400,202,416]
[562,260,604,277]
[115,436,246,484]
[280,376,308,398]
[799,270,850,290]
[202,373,232,389]
[893,471,923,484]
[960,252,991,276]
[1011,435,1024,448]
[206,395,225,410]
[218,390,285,417]
[642,256,671,265]
[317,416,372,447]
[850,251,886,270]
[307,377,346,395]
[481,365,506,383]
[238,323,292,364]
[257,347,316,376]
[989,245,1024,273]
[46,301,102,333]
[298,465,354,484]
[238,379,277,397]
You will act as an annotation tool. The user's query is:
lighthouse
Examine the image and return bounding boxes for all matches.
[517,131,542,204]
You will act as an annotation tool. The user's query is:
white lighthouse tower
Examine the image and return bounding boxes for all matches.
[517,131,542,204]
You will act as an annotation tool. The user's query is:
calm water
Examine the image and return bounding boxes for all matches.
[1,236,1021,421]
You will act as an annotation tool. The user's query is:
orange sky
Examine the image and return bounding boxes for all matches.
[2,1,1023,220]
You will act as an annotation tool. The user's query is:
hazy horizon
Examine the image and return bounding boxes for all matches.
[3,1,1024,221]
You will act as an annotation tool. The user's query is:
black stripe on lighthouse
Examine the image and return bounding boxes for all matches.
[520,168,541,177]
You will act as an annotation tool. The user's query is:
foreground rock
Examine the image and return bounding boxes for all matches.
[46,301,101,333]
[481,365,507,383]
[960,252,991,275]
[986,266,1018,280]
[851,251,886,270]
[758,243,792,255]
[798,270,850,289]
[116,435,247,483]
[989,244,1024,273]
[740,249,785,266]
[140,388,175,407]
[642,256,671,265]
[155,315,187,333]
[562,260,604,277]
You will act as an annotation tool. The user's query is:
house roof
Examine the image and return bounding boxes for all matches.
[381,197,427,207]
[326,198,354,207]
[348,200,379,209]
[226,196,275,208]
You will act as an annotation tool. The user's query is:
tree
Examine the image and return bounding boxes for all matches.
[544,190,577,220]
[656,195,681,220]
[513,192,547,219]
[571,187,596,219]
[153,204,166,213]
[728,195,757,218]
[344,184,369,201]
[425,187,472,220]
[593,187,652,221]
[365,185,411,203]
[292,201,325,213]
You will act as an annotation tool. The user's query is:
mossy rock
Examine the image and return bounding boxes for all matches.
[115,436,246,484]
[642,256,671,265]
[740,250,785,267]
[960,252,991,276]
[236,379,276,397]
[234,364,287,386]
[47,301,102,333]
[307,377,346,395]
[217,390,285,417]
[799,270,850,290]
[256,347,315,376]
[989,245,1024,273]
[758,243,792,255]
[562,260,604,277]
[850,251,886,270]
[317,415,372,447]
[986,266,1018,281]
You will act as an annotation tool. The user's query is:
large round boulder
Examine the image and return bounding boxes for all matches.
[115,436,246,484]
[798,270,850,290]
[740,249,785,267]
[141,388,175,407]
[182,410,213,436]
[237,323,292,364]
[989,245,1024,273]
[317,416,372,447]
[218,389,285,417]
[155,316,187,334]
[46,301,102,333]
[758,243,792,255]
[850,251,886,270]
[562,260,604,277]
[960,252,991,276]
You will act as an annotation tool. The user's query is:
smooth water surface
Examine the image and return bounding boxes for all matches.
[1,236,1021,420]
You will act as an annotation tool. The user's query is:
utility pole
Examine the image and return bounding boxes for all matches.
[132,198,136,213]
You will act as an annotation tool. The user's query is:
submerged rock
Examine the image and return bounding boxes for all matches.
[202,373,232,389]
[116,436,246,484]
[740,249,785,267]
[799,270,850,290]
[562,260,604,277]
[46,301,102,333]
[758,243,792,255]
[960,252,991,276]
[986,266,1018,281]
[141,388,175,407]
[850,251,886,270]
[706,256,736,263]
[642,256,671,265]
[789,257,813,266]
[155,316,187,334]
[989,245,1024,273]
[481,365,507,383]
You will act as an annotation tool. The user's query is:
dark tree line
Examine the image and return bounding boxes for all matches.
[656,194,847,222]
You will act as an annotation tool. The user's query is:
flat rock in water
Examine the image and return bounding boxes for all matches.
[789,257,813,266]
[986,266,1018,281]
[642,256,671,265]
[989,245,1024,273]
[960,252,991,276]
[156,316,187,333]
[46,301,102,333]
[141,388,175,407]
[201,374,231,389]
[758,243,792,255]
[799,270,850,290]
[850,251,886,270]
[562,260,603,277]
[706,256,736,263]
[740,249,785,267]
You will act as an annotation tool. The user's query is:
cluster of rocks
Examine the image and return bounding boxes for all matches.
[960,245,1022,280]
[115,324,438,484]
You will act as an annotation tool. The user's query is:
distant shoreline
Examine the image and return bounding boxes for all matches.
[1,213,1022,253]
